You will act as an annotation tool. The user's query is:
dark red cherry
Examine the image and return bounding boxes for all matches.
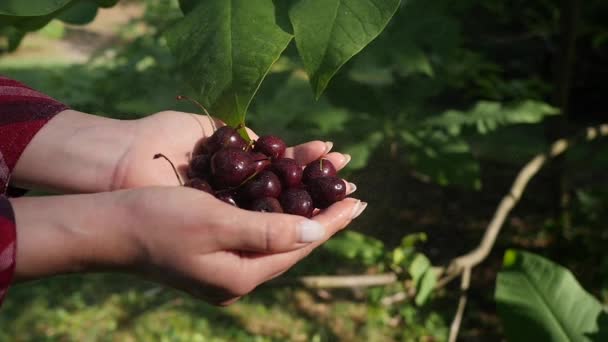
[184,178,214,194]
[240,171,282,200]
[251,152,271,173]
[188,154,211,178]
[308,176,346,209]
[210,148,255,188]
[205,126,247,154]
[250,197,283,213]
[302,159,337,184]
[280,188,314,218]
[216,191,238,207]
[271,158,302,188]
[254,135,286,159]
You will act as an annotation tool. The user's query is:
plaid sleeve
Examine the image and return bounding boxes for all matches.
[0,75,69,194]
[0,196,15,306]
[0,76,69,306]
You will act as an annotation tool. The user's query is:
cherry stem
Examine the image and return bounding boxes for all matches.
[153,153,183,186]
[216,168,263,194]
[176,95,217,132]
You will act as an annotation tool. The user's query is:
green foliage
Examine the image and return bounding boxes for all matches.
[167,0,400,126]
[426,100,560,136]
[166,0,292,128]
[289,0,401,97]
[496,250,608,341]
[324,231,385,267]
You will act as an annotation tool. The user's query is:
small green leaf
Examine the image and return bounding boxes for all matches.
[496,249,608,341]
[289,0,401,98]
[415,268,436,306]
[166,0,292,126]
[408,253,431,285]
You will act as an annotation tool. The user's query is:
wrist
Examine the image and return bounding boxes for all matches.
[10,191,142,281]
[11,110,136,193]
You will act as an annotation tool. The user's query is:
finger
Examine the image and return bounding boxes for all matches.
[245,198,368,283]
[285,141,330,165]
[245,127,259,140]
[214,207,328,253]
[323,152,351,171]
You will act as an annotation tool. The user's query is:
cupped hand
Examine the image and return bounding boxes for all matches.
[119,186,365,305]
[112,111,352,190]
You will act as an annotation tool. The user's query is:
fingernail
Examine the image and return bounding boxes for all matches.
[351,202,368,219]
[343,154,352,166]
[298,220,326,243]
[347,182,357,195]
[325,141,334,154]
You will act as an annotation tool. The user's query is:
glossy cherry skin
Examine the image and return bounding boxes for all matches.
[280,188,314,218]
[184,178,214,195]
[240,171,282,200]
[302,159,337,184]
[210,148,256,188]
[308,176,346,209]
[251,152,271,173]
[188,154,211,178]
[204,126,247,154]
[254,135,286,159]
[216,191,238,207]
[271,158,303,189]
[250,197,283,213]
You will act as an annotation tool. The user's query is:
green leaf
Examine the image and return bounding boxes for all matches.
[426,100,559,136]
[408,253,431,285]
[0,1,72,16]
[408,253,436,306]
[166,0,292,126]
[58,0,98,25]
[415,267,436,306]
[496,250,608,341]
[289,0,401,98]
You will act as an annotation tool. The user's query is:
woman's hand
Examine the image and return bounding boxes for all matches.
[112,110,351,190]
[11,186,366,305]
[11,110,352,193]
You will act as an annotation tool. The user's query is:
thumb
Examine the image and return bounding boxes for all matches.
[214,207,327,253]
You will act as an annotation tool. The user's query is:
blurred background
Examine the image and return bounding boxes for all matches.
[1,0,607,340]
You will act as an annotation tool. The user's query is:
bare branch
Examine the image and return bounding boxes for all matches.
[438,124,608,285]
[449,267,471,342]
[270,273,398,289]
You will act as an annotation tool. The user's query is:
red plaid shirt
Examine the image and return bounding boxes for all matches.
[0,76,68,305]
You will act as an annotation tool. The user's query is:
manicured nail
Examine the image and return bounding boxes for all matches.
[351,202,368,219]
[325,141,334,154]
[347,182,357,195]
[298,220,326,242]
[343,154,352,166]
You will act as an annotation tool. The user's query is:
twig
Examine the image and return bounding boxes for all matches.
[270,273,398,288]
[449,267,471,342]
[438,124,608,286]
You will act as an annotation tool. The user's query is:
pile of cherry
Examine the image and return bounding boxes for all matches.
[159,125,346,218]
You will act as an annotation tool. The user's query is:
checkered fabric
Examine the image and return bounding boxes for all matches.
[0,76,68,306]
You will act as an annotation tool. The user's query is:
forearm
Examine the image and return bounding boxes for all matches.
[9,192,140,282]
[11,109,135,193]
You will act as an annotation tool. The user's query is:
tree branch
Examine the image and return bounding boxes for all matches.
[438,124,608,285]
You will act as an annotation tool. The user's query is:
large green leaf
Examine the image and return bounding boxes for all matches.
[496,250,608,341]
[166,0,292,126]
[0,1,72,16]
[289,0,401,98]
